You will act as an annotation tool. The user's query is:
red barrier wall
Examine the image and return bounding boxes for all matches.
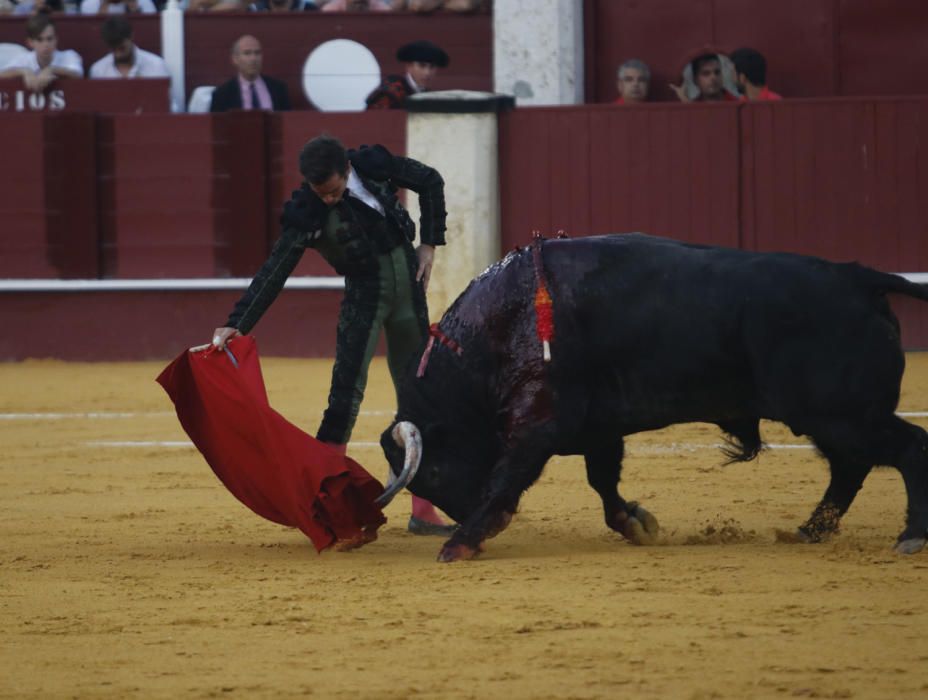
[98,114,222,277]
[499,103,741,250]
[0,288,343,361]
[499,97,928,347]
[586,0,928,103]
[0,113,97,278]
[0,77,169,114]
[740,98,928,273]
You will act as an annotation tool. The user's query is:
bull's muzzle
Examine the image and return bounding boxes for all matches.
[374,421,422,507]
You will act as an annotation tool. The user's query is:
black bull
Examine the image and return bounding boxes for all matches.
[380,234,928,562]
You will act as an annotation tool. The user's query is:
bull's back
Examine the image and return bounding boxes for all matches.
[542,234,905,428]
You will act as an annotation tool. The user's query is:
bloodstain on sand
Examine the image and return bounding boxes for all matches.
[2,354,928,698]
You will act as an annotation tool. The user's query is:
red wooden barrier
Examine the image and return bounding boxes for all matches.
[740,97,928,274]
[0,287,344,361]
[0,78,169,114]
[97,114,220,277]
[499,103,741,250]
[212,110,271,277]
[0,112,97,278]
[499,98,928,347]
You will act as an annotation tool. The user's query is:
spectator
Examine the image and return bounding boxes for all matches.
[729,47,782,101]
[365,39,449,110]
[80,0,157,13]
[0,14,82,93]
[209,35,290,112]
[249,0,318,10]
[89,17,168,78]
[614,58,649,104]
[671,51,738,103]
[319,0,394,11]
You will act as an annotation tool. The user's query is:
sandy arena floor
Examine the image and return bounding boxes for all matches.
[2,351,928,699]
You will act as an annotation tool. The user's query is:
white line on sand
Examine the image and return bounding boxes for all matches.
[0,411,174,420]
[86,441,193,448]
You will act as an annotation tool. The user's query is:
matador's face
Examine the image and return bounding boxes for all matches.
[309,168,349,207]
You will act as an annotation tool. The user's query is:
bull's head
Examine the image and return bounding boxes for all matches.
[378,418,497,524]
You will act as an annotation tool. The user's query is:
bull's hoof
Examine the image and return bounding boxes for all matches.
[894,537,927,555]
[624,516,658,546]
[437,541,483,563]
[775,528,816,544]
[629,503,660,537]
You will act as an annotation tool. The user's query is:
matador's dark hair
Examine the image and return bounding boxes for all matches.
[299,134,349,185]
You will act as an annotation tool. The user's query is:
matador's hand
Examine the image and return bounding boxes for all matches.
[416,245,435,292]
[211,327,240,350]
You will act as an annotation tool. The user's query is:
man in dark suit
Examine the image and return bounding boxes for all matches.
[209,35,291,112]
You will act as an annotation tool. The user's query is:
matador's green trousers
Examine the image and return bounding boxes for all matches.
[316,244,429,445]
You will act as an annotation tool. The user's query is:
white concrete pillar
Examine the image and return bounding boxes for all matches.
[405,90,515,320]
[493,0,584,106]
[160,0,185,113]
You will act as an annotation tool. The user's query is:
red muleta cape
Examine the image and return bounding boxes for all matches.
[156,336,386,552]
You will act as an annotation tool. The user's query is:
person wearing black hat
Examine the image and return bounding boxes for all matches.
[365,39,449,110]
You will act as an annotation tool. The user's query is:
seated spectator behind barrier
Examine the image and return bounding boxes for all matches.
[614,58,649,104]
[671,51,738,103]
[89,17,168,78]
[365,39,448,110]
[320,0,394,11]
[80,0,156,13]
[0,14,82,92]
[729,47,782,101]
[209,35,290,112]
[249,0,317,9]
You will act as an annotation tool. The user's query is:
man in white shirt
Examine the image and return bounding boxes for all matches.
[0,15,83,94]
[89,17,169,79]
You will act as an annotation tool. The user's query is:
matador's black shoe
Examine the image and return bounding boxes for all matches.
[407,516,458,536]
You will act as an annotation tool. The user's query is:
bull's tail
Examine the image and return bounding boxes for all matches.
[846,264,928,302]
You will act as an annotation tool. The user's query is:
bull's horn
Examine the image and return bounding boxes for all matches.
[374,421,422,507]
